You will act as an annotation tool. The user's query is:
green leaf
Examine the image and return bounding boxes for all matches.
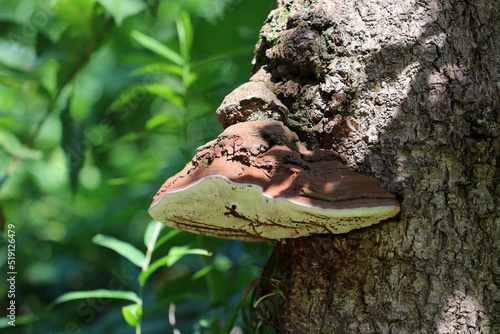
[92,234,145,267]
[0,39,36,70]
[0,21,37,70]
[166,246,212,267]
[109,85,146,111]
[0,126,42,159]
[138,254,168,284]
[130,63,184,77]
[53,0,95,32]
[131,30,184,66]
[138,246,211,284]
[143,219,163,247]
[109,83,184,111]
[97,0,147,26]
[53,289,140,305]
[177,12,193,61]
[144,84,184,107]
[186,72,198,88]
[191,265,213,281]
[154,228,182,250]
[145,113,182,131]
[122,303,142,327]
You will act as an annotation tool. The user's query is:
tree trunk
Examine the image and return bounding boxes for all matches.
[249,0,500,332]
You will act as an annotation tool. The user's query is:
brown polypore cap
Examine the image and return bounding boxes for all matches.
[149,120,400,241]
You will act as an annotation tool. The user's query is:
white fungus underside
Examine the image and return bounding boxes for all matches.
[149,175,400,240]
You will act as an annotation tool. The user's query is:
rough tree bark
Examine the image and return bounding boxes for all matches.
[246,0,500,333]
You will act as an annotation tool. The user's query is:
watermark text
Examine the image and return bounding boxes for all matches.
[6,223,16,326]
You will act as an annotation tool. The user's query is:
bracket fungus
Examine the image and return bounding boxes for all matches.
[149,120,400,241]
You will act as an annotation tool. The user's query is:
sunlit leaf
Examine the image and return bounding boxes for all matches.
[138,255,167,284]
[53,289,140,305]
[92,234,145,267]
[186,72,198,88]
[192,265,213,281]
[143,219,163,247]
[0,38,36,70]
[166,246,212,267]
[177,12,193,61]
[53,0,95,31]
[145,113,180,131]
[130,63,184,77]
[138,246,211,284]
[97,0,147,26]
[154,228,182,250]
[144,84,184,107]
[0,127,42,159]
[131,30,184,66]
[122,303,142,327]
[113,132,142,144]
[0,21,37,70]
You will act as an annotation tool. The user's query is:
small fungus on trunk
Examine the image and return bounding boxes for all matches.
[216,81,289,128]
[149,121,400,241]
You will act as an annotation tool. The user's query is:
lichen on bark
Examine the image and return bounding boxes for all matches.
[249,0,500,333]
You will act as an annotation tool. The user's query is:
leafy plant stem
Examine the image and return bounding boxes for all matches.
[0,17,114,190]
[136,321,141,334]
[142,221,164,273]
[136,221,163,333]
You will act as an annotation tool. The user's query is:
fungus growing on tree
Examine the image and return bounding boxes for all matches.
[149,120,400,241]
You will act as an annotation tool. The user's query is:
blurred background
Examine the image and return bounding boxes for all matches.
[0,0,275,332]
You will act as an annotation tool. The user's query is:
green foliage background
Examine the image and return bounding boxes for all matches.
[0,0,274,332]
